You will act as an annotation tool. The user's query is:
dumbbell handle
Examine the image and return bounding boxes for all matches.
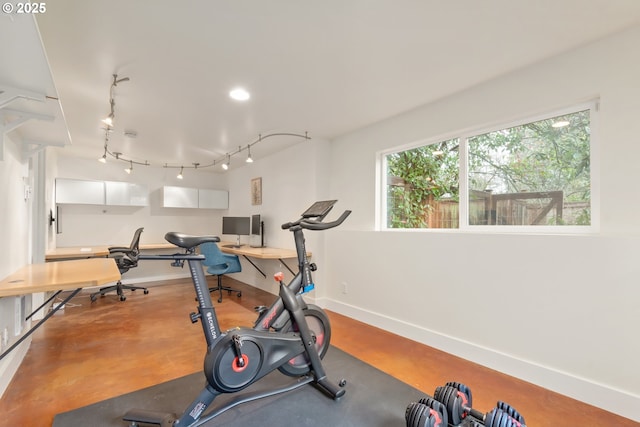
[458,404,485,421]
[468,407,484,420]
[475,407,527,427]
[463,405,526,427]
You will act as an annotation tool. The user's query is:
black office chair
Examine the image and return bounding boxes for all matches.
[90,227,149,302]
[200,242,243,303]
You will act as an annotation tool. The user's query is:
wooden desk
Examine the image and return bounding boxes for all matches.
[218,242,308,277]
[0,258,120,297]
[45,243,177,261]
[45,246,111,261]
[218,242,303,259]
[0,258,120,360]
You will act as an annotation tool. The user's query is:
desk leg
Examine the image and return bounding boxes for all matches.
[242,255,266,278]
[242,255,267,279]
[25,290,62,321]
[238,256,296,278]
[0,288,82,361]
[278,259,296,275]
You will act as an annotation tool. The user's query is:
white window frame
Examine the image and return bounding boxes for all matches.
[377,100,599,234]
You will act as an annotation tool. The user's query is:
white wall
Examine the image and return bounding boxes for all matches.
[324,25,640,420]
[0,135,33,397]
[224,137,333,297]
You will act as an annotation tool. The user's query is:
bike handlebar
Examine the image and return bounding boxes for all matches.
[282,210,351,231]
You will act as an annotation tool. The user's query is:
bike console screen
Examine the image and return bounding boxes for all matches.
[302,200,337,218]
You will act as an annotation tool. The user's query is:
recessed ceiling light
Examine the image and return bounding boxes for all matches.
[229,88,250,101]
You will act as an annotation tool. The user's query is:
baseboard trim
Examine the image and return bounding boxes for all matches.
[0,336,31,398]
[321,298,639,423]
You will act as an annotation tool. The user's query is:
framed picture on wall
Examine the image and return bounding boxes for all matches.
[251,177,262,205]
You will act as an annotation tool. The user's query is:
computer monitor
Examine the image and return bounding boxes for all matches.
[222,216,250,247]
[251,214,261,235]
[251,214,264,248]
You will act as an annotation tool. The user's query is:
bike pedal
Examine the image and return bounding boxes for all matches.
[254,305,267,314]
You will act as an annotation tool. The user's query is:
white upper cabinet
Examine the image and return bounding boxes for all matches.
[105,181,149,206]
[163,186,199,208]
[56,179,149,206]
[55,179,105,205]
[162,186,228,209]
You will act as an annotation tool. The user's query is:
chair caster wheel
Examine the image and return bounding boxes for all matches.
[218,298,223,303]
[237,292,242,297]
[90,295,97,302]
[144,289,149,294]
[120,295,126,301]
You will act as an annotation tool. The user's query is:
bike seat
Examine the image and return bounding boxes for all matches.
[165,232,220,249]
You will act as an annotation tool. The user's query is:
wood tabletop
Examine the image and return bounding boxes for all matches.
[45,243,177,261]
[0,258,120,297]
[218,242,306,260]
[45,246,111,260]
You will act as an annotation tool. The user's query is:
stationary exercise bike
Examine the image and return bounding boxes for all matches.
[124,200,351,427]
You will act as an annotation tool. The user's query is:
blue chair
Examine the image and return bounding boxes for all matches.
[199,242,242,303]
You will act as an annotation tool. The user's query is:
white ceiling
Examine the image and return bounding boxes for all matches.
[4,1,640,171]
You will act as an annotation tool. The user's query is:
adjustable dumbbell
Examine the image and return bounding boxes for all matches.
[485,401,526,427]
[434,382,526,427]
[433,382,475,425]
[405,397,448,427]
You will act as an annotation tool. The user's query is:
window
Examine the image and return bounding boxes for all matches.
[386,139,460,229]
[381,102,595,232]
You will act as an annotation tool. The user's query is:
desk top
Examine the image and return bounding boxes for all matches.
[44,242,299,262]
[45,243,177,261]
[45,246,111,260]
[0,258,121,297]
[218,242,306,260]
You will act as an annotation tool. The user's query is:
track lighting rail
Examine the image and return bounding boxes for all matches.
[97,74,310,174]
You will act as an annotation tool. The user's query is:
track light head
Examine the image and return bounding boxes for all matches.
[102,114,114,127]
[246,144,254,163]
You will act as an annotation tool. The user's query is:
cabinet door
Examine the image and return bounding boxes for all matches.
[105,181,149,206]
[56,179,105,205]
[198,189,228,209]
[163,186,199,208]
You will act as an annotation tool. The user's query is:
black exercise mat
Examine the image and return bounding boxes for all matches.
[53,347,423,426]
